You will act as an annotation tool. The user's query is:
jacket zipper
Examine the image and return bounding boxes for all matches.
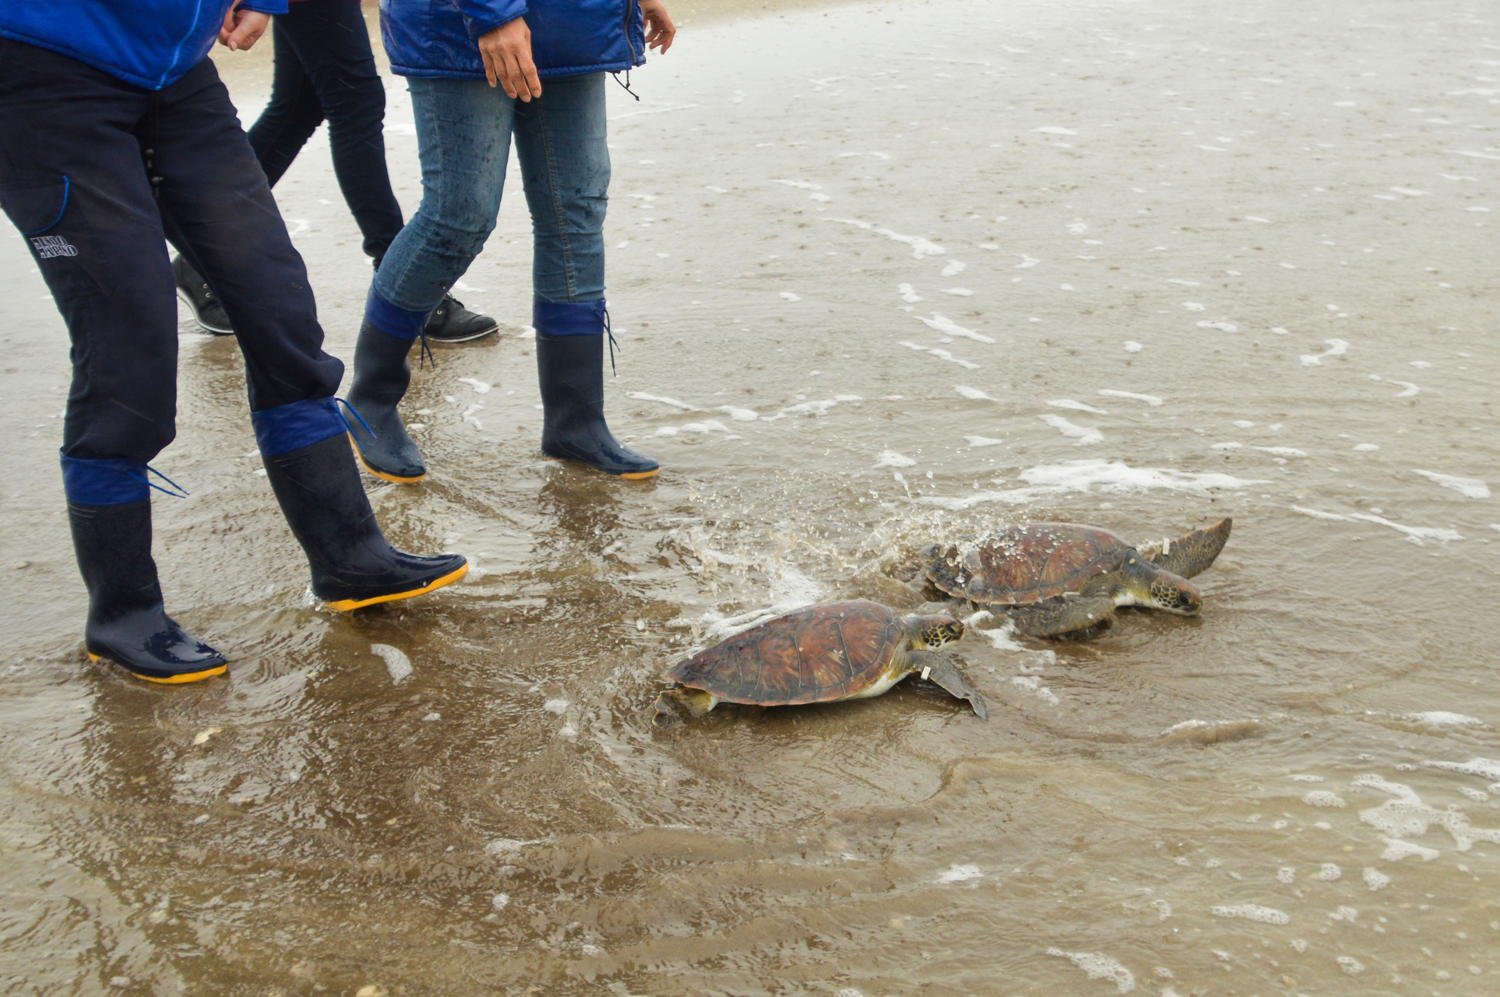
[622,0,640,64]
[158,0,208,89]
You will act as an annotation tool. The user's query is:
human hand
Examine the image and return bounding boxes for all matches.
[219,4,270,51]
[641,0,676,54]
[478,18,542,101]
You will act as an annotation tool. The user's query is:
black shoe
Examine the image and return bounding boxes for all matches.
[172,255,234,335]
[423,295,498,343]
[345,320,427,483]
[254,405,468,611]
[68,496,228,684]
[536,328,660,479]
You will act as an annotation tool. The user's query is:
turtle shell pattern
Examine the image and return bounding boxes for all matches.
[924,523,1135,607]
[667,600,907,707]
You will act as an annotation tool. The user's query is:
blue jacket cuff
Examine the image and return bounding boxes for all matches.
[241,1,290,15]
[462,1,528,41]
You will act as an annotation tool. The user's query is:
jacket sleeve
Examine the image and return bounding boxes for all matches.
[461,0,528,41]
[240,0,290,13]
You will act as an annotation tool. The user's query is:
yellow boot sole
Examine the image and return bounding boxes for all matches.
[348,433,426,484]
[544,454,660,480]
[322,561,469,612]
[87,651,228,685]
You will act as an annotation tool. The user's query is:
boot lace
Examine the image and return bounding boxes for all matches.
[133,464,190,498]
[333,397,379,442]
[603,307,619,375]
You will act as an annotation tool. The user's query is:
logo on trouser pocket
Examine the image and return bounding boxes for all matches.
[30,234,77,258]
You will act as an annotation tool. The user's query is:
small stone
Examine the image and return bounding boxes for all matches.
[355,986,389,997]
[14,561,29,569]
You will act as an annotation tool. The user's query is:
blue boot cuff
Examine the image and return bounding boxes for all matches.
[60,454,150,505]
[366,284,431,341]
[252,397,345,456]
[534,299,605,336]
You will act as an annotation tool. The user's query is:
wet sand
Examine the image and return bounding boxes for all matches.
[3,0,1500,993]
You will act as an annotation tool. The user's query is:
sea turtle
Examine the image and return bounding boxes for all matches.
[653,599,988,723]
[920,517,1232,638]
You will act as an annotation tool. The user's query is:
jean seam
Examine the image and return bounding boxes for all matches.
[378,83,449,312]
[537,98,578,301]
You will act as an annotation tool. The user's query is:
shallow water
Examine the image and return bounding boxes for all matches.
[2,0,1499,993]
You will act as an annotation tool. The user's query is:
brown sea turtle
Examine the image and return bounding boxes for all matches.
[921,518,1232,638]
[653,599,987,723]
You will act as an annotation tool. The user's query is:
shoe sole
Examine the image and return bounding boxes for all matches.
[87,651,229,684]
[322,561,470,612]
[423,323,500,344]
[175,288,235,335]
[349,434,426,484]
[544,454,661,480]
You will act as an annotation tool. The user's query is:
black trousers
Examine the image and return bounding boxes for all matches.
[249,0,405,262]
[0,39,343,463]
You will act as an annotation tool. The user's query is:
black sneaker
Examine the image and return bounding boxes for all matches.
[423,295,499,343]
[172,255,234,335]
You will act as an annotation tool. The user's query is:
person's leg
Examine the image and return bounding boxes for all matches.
[514,73,658,478]
[0,39,224,681]
[347,76,513,482]
[275,0,496,342]
[153,61,342,414]
[175,16,326,335]
[149,58,468,608]
[272,0,403,259]
[247,14,326,188]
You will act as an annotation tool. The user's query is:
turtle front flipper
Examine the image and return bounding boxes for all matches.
[653,686,719,726]
[1140,517,1232,579]
[1011,594,1117,638]
[909,652,988,720]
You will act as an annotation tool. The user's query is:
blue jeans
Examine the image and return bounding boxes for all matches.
[372,71,609,320]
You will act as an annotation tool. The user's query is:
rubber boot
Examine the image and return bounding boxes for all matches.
[253,397,468,611]
[534,300,659,479]
[344,286,431,483]
[62,455,227,684]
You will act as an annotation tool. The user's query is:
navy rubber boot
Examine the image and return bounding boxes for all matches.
[534,300,659,479]
[62,456,226,684]
[344,320,427,483]
[253,398,468,611]
[344,286,432,483]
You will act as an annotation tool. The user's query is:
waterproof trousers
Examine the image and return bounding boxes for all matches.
[0,39,343,462]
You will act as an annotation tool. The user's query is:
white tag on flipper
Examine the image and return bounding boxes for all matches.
[921,666,932,680]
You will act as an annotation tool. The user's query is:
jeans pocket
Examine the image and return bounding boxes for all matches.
[0,173,72,238]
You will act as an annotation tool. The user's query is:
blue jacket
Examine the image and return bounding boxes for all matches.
[0,0,286,90]
[380,0,645,80]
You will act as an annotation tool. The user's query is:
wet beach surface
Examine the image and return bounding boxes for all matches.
[2,0,1499,992]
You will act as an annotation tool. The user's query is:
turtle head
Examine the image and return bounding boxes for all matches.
[1148,572,1202,616]
[904,614,965,649]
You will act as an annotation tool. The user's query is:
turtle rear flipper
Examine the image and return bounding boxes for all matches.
[910,652,988,720]
[1011,593,1117,638]
[1140,518,1232,579]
